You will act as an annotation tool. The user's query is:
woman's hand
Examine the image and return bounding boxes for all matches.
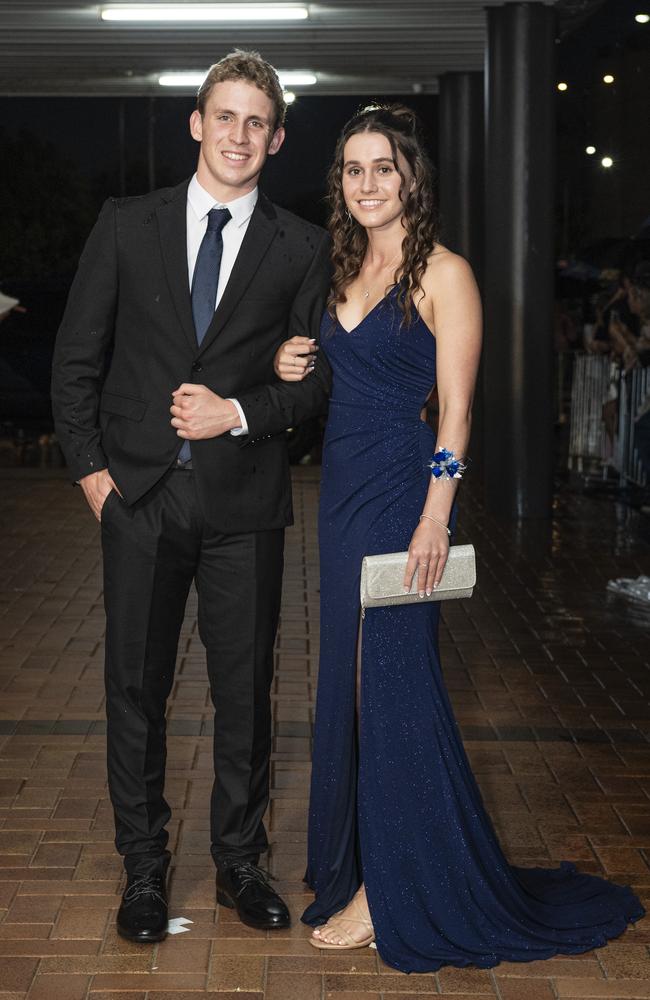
[403,519,450,598]
[274,336,318,382]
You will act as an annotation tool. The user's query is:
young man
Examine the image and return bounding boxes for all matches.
[52,50,330,942]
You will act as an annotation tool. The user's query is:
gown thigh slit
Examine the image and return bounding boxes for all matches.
[303,290,644,973]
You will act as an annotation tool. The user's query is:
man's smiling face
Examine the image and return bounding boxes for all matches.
[190,78,285,202]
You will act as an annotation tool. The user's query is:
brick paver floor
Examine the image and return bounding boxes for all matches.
[1,467,650,999]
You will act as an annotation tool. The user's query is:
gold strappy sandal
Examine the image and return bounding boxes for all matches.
[309,892,375,951]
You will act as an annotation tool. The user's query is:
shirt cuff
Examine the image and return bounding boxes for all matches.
[227,398,248,436]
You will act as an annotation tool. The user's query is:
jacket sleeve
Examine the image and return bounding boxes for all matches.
[235,231,332,442]
[51,198,117,482]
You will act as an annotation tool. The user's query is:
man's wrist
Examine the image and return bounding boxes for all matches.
[227,398,248,436]
[77,466,108,485]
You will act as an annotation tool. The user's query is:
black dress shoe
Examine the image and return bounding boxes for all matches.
[216,862,290,930]
[117,872,168,943]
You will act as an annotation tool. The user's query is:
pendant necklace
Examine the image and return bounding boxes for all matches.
[362,252,402,299]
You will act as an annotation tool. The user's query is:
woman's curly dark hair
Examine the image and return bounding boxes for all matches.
[327,103,439,325]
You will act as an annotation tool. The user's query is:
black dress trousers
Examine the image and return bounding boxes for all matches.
[100,468,284,875]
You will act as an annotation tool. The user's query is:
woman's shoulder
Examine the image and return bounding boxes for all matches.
[420,245,477,297]
[426,244,473,278]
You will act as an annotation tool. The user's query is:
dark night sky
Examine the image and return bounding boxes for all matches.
[0,93,438,222]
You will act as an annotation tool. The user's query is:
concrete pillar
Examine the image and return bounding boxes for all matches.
[438,71,484,277]
[483,2,556,518]
[438,71,485,477]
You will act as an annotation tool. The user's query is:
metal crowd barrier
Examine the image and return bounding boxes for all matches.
[568,354,615,477]
[618,365,650,487]
[567,353,649,487]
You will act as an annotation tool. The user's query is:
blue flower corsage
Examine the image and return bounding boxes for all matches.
[428,447,467,480]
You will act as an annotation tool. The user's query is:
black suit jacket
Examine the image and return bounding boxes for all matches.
[51,178,331,532]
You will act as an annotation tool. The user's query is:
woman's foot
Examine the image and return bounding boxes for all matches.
[309,884,375,950]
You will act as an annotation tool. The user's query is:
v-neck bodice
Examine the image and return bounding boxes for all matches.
[322,286,437,422]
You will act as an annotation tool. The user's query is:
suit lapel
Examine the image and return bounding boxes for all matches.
[156,179,197,353]
[197,194,279,357]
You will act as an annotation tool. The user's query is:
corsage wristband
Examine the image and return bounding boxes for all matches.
[428,447,467,481]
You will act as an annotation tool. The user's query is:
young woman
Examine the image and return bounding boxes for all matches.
[274,104,643,973]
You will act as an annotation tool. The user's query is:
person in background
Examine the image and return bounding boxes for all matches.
[584,291,614,354]
[610,263,650,371]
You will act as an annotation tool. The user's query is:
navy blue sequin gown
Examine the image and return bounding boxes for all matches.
[302,288,644,973]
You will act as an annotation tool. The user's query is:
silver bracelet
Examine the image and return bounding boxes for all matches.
[419,514,451,537]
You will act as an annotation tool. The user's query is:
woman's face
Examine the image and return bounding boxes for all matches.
[341,130,413,232]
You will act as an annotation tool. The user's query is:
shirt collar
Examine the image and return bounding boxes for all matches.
[188,174,258,229]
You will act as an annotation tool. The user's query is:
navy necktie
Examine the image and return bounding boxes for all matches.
[191,206,231,345]
[178,207,231,464]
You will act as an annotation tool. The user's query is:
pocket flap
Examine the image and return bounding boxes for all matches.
[100,391,148,422]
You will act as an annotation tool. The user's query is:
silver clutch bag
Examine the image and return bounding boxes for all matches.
[360,544,476,612]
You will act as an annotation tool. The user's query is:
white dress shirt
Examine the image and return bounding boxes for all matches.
[186,173,257,435]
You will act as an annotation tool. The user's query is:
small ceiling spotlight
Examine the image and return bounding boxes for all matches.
[283,91,296,105]
[601,156,614,168]
[585,145,596,155]
[557,81,568,91]
[635,13,650,23]
[603,74,615,84]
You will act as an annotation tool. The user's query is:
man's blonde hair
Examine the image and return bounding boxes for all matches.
[197,49,286,130]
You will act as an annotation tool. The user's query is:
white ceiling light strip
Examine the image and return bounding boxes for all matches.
[158,71,316,87]
[101,5,309,22]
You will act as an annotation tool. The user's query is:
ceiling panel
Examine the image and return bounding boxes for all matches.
[0,1,561,95]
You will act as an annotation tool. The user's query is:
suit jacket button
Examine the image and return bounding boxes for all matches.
[192,361,202,372]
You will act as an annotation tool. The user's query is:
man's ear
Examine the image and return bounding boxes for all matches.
[189,109,203,143]
[267,127,286,156]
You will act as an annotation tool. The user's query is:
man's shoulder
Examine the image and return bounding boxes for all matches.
[104,179,189,218]
[267,200,328,244]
